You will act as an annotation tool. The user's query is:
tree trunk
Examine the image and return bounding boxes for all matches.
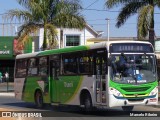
[149,1,155,48]
[60,29,63,48]
[43,28,47,50]
[149,29,155,48]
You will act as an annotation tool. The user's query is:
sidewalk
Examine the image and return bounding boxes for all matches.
[0,82,14,92]
[0,82,14,96]
[0,92,14,97]
[0,108,16,120]
[0,108,24,120]
[152,101,160,108]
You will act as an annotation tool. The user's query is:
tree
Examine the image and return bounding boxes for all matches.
[105,0,160,48]
[6,0,86,50]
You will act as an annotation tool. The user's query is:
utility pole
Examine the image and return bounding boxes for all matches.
[105,18,110,51]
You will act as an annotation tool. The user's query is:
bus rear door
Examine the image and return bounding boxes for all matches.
[50,60,60,103]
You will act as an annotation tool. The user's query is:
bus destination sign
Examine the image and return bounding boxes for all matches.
[110,43,153,53]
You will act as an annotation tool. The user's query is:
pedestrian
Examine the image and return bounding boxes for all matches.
[5,72,9,82]
[0,71,2,83]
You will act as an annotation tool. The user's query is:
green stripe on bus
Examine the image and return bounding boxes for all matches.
[38,45,89,56]
[64,76,84,104]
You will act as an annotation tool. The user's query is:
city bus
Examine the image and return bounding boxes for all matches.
[14,41,158,111]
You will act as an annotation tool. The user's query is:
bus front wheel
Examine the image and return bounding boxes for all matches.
[35,90,44,108]
[122,106,134,111]
[84,95,92,112]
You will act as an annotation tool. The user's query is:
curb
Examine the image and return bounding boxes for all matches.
[152,100,160,108]
[152,105,160,108]
[0,92,14,97]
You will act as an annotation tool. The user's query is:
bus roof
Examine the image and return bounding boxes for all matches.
[16,51,40,59]
[107,40,151,44]
[16,41,152,59]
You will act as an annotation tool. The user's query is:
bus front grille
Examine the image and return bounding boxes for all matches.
[123,93,148,98]
[120,86,150,92]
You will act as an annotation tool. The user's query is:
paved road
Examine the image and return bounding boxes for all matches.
[0,94,160,120]
[0,93,160,117]
[0,84,160,119]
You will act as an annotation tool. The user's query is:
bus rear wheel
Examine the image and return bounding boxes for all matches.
[122,106,134,111]
[35,90,44,108]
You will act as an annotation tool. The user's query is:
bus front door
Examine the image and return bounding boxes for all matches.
[95,52,107,104]
[50,60,60,103]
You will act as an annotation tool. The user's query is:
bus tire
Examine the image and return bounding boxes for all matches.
[35,90,44,108]
[122,106,134,111]
[84,94,92,112]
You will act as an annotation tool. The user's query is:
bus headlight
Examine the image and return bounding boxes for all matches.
[110,87,123,97]
[149,87,158,96]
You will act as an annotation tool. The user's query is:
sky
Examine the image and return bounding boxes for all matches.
[81,0,160,37]
[0,0,160,37]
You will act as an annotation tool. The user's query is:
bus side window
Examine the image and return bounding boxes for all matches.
[63,54,77,75]
[15,59,27,78]
[78,51,94,75]
[28,58,38,76]
[39,57,48,76]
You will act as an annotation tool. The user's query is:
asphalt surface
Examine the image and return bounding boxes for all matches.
[0,93,160,120]
[0,83,160,119]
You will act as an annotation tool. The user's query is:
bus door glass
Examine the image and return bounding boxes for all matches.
[95,50,107,104]
[50,55,60,103]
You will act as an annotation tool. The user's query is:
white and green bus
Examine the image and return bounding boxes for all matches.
[14,41,158,111]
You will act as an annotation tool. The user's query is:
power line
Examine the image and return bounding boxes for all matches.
[82,8,160,14]
[86,19,105,21]
[0,13,6,15]
[86,18,116,21]
[82,8,119,12]
[84,0,100,9]
[80,0,99,12]
[0,23,22,24]
[89,22,160,26]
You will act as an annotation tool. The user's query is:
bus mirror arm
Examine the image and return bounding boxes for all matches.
[155,55,158,66]
[107,58,111,66]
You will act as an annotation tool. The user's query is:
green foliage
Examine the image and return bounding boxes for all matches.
[5,0,86,50]
[137,5,153,39]
[105,0,160,42]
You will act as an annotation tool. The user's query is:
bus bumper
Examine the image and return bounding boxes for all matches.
[108,94,158,107]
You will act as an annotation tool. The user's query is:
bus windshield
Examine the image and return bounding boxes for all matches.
[110,54,157,84]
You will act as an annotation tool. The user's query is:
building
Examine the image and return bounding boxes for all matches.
[0,36,32,82]
[35,24,103,51]
[0,24,103,82]
[86,37,137,45]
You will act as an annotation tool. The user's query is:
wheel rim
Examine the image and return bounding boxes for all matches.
[84,97,92,111]
[36,92,43,107]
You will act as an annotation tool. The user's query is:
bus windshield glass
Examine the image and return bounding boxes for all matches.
[110,54,156,84]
